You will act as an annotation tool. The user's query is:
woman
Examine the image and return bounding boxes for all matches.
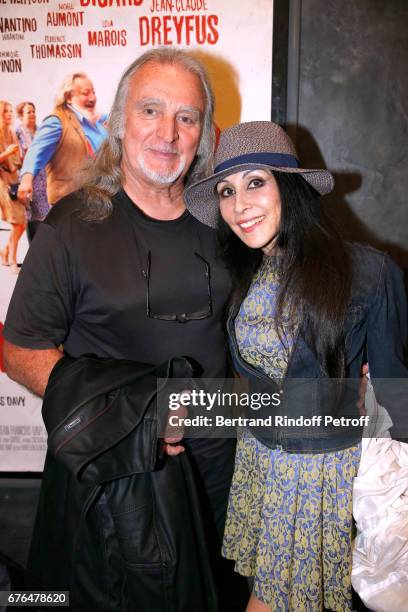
[0,100,26,273]
[184,121,408,611]
[15,101,50,241]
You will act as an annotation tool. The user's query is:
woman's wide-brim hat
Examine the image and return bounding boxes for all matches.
[184,121,334,229]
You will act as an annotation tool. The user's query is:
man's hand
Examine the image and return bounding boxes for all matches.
[17,173,34,206]
[161,390,190,456]
[162,439,185,456]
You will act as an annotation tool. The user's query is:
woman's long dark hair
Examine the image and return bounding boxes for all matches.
[218,171,352,378]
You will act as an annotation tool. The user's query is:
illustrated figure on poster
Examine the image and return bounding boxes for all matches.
[17,73,108,207]
[0,100,26,274]
[15,102,50,242]
[3,49,246,611]
[184,121,408,612]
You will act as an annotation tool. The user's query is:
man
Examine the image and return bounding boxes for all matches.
[4,49,244,610]
[17,72,107,206]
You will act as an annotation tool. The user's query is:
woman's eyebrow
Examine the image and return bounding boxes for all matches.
[242,169,265,178]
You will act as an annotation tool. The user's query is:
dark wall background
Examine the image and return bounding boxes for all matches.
[293,0,408,269]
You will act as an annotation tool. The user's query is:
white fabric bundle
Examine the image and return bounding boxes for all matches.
[352,380,408,611]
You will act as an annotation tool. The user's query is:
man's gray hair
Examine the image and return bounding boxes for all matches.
[55,72,88,108]
[80,48,215,221]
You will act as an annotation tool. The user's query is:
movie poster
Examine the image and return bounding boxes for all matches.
[0,0,274,470]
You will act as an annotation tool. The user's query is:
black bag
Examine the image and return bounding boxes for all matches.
[9,183,19,201]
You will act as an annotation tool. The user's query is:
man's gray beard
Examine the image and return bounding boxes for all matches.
[72,103,98,124]
[138,154,186,185]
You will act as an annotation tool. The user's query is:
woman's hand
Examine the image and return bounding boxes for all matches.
[0,144,20,165]
[357,363,369,415]
[5,143,19,156]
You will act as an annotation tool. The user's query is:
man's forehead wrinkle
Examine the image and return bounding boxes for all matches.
[134,96,202,115]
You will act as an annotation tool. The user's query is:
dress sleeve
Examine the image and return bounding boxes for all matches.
[366,255,408,438]
[3,222,74,349]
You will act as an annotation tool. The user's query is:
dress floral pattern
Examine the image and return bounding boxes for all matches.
[234,256,293,381]
[222,255,360,611]
[16,124,50,221]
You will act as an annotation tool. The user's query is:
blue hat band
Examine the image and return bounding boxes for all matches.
[215,152,300,174]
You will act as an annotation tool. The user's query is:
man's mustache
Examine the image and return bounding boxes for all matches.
[146,146,179,155]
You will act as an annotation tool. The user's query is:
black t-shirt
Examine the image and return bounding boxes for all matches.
[4,190,232,378]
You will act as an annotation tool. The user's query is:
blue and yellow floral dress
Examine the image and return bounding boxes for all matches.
[222,255,360,612]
